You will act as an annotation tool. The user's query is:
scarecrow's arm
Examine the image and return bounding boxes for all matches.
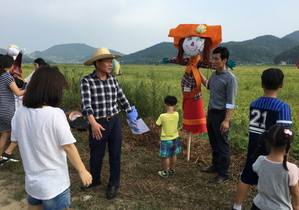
[163,57,212,69]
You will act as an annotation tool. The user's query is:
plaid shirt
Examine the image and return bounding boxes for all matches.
[80,71,132,119]
[181,73,202,100]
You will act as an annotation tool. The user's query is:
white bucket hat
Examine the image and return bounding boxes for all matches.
[84,47,122,66]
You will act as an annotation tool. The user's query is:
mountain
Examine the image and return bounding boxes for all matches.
[283,30,299,41]
[117,42,177,64]
[220,35,299,64]
[1,30,299,64]
[0,48,6,55]
[28,43,124,64]
[273,44,299,64]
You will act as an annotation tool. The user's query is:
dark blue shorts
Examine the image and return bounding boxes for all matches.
[241,138,267,185]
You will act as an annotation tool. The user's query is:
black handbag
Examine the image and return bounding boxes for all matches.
[14,77,24,88]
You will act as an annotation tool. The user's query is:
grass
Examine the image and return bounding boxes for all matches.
[1,64,299,209]
[0,123,258,209]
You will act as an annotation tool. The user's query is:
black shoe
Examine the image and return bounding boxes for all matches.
[80,182,101,191]
[209,174,229,184]
[1,152,20,162]
[106,186,117,200]
[0,159,8,166]
[201,166,218,173]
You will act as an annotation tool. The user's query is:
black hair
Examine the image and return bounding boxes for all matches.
[252,124,294,171]
[0,54,14,75]
[23,66,66,108]
[261,68,284,90]
[164,96,177,106]
[34,58,48,67]
[93,59,101,67]
[212,46,229,60]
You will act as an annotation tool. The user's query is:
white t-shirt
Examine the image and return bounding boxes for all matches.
[24,71,34,83]
[253,155,299,210]
[11,105,76,200]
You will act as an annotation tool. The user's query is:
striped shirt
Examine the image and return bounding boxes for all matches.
[0,72,15,131]
[80,71,132,119]
[249,97,292,136]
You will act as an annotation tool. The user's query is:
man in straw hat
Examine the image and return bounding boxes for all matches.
[80,47,139,199]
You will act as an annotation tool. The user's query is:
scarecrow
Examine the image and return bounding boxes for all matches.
[6,45,25,82]
[168,24,222,161]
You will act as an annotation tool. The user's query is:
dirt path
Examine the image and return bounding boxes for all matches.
[0,180,27,209]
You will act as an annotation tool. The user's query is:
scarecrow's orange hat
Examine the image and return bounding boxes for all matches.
[168,24,222,50]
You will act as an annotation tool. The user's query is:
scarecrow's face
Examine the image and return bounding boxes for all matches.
[183,36,205,57]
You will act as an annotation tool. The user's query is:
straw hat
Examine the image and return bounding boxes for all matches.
[84,47,122,66]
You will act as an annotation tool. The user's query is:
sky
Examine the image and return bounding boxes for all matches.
[1,0,298,55]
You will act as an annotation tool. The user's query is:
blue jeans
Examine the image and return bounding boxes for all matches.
[28,188,70,210]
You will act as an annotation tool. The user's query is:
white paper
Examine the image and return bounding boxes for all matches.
[127,118,150,134]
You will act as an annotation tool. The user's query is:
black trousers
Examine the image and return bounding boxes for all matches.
[88,116,122,187]
[207,110,230,176]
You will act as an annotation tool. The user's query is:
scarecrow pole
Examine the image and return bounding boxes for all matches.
[187,132,192,161]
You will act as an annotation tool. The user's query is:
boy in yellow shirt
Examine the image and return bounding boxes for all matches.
[156,96,182,178]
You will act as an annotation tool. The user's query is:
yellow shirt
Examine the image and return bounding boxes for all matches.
[156,111,179,140]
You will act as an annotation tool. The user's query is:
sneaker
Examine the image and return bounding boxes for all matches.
[158,170,169,178]
[0,159,8,166]
[1,152,20,162]
[168,169,176,175]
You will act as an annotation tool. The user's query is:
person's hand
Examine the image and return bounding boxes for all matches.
[226,60,236,70]
[91,122,105,140]
[126,106,139,132]
[220,120,229,134]
[79,169,92,187]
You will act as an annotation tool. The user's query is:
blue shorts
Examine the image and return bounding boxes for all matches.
[241,139,268,185]
[28,188,70,210]
[159,137,182,158]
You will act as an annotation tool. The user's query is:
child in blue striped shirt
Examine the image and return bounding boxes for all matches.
[232,68,292,210]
